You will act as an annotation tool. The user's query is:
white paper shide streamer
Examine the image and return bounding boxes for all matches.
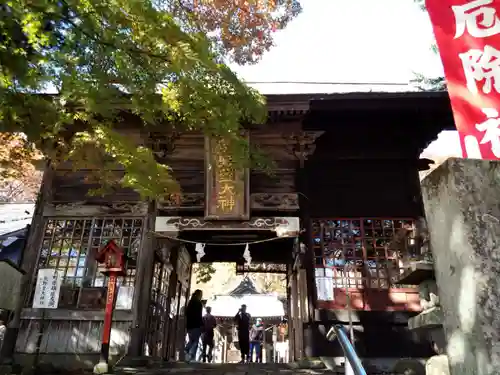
[195,243,206,262]
[243,243,252,265]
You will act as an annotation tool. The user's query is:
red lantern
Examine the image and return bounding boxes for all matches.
[95,239,126,276]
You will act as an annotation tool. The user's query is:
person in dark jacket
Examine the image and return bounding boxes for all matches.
[249,318,264,363]
[234,304,251,363]
[201,306,217,363]
[184,289,203,362]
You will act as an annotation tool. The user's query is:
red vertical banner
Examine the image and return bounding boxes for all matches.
[426,0,500,159]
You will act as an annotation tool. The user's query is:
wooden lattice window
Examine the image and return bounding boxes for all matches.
[312,218,415,289]
[32,218,143,307]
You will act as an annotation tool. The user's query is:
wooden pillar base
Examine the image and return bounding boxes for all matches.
[302,322,321,358]
[128,327,146,357]
[0,327,19,364]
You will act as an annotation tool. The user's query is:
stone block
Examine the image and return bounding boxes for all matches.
[418,279,440,312]
[393,358,426,375]
[396,261,435,286]
[408,307,444,330]
[421,158,500,375]
[426,355,450,375]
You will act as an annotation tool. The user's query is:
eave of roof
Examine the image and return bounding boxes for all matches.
[266,91,449,108]
[24,91,451,111]
[0,204,35,237]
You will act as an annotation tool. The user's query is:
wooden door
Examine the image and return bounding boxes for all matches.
[146,260,171,357]
[166,279,180,360]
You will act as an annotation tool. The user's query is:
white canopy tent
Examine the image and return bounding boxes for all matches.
[207,293,285,318]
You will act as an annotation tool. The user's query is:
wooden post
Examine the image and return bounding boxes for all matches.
[263,328,267,364]
[100,273,118,365]
[0,163,53,364]
[286,266,294,362]
[296,157,319,358]
[165,256,179,361]
[285,131,323,359]
[128,202,156,357]
[290,269,299,361]
[33,309,46,370]
[94,240,126,374]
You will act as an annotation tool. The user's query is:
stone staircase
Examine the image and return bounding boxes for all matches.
[0,360,412,375]
[113,361,412,375]
[115,362,341,375]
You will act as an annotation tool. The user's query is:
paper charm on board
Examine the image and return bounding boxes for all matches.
[243,243,252,265]
[195,243,206,262]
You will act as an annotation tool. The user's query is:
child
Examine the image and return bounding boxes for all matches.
[249,318,264,363]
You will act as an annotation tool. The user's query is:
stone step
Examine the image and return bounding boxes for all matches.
[115,363,341,375]
[0,359,412,375]
[115,362,407,375]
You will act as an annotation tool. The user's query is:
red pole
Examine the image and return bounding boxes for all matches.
[100,272,117,364]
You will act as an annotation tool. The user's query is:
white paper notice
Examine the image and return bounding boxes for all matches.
[115,285,134,310]
[32,269,63,309]
[315,267,335,301]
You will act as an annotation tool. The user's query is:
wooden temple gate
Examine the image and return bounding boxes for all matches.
[7,92,455,367]
[8,96,321,366]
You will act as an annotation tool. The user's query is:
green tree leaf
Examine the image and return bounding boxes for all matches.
[194,263,217,284]
[0,0,301,196]
[412,0,446,92]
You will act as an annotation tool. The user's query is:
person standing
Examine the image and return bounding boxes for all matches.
[249,318,264,363]
[201,306,217,363]
[234,304,251,363]
[184,289,204,362]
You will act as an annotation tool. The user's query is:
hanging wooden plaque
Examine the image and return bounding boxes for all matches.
[205,135,249,220]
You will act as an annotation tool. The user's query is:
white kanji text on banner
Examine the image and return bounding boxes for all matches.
[453,0,500,39]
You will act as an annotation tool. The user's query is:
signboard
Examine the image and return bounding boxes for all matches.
[315,268,334,301]
[32,268,63,309]
[205,136,249,220]
[115,285,134,310]
[235,263,287,274]
[426,0,500,159]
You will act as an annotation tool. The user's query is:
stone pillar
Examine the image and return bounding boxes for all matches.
[421,158,500,375]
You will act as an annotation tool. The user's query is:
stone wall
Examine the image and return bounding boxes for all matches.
[421,158,500,375]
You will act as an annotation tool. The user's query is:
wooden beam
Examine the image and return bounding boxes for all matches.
[43,202,148,217]
[20,308,133,321]
[157,193,299,212]
[154,216,299,236]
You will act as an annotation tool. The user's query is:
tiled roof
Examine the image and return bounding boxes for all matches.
[0,204,34,236]
[228,276,260,296]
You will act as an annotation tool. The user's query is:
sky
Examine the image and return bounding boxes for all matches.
[228,0,462,159]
